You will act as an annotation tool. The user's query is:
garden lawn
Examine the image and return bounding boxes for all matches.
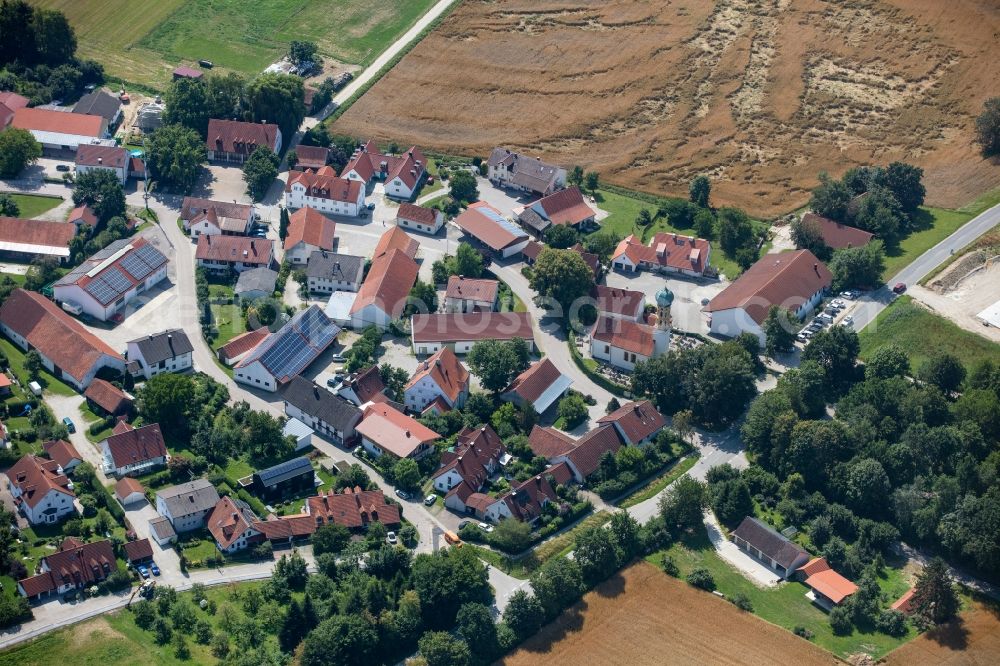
[6,193,63,219]
[0,337,76,397]
[882,206,973,278]
[858,296,1000,375]
[619,454,699,509]
[209,303,246,350]
[958,187,1000,217]
[649,526,917,660]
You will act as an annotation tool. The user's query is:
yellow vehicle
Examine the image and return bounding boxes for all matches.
[443,531,463,547]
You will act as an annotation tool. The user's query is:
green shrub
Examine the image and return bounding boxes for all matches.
[686,567,715,591]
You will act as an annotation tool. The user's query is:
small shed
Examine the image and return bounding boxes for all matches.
[235,267,278,302]
[123,538,154,565]
[282,417,314,451]
[115,477,146,506]
[149,516,177,546]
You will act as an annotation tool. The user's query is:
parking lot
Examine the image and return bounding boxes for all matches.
[605,269,726,336]
[793,291,860,346]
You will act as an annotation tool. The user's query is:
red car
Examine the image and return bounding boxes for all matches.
[892,283,907,294]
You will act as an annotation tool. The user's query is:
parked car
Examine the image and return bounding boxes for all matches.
[386,531,397,545]
[330,354,346,363]
[55,164,70,172]
[831,299,846,308]
[366,202,375,210]
[457,520,471,530]
[843,315,854,326]
[137,564,150,579]
[840,290,856,300]
[326,377,339,388]
[796,333,809,342]
[424,494,436,506]
[893,282,907,294]
[478,522,494,533]
[62,417,75,433]
[150,561,160,576]
[394,488,410,500]
[444,531,462,547]
[817,313,834,323]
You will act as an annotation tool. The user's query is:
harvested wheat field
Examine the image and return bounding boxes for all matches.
[498,562,841,666]
[334,0,1000,217]
[883,599,1000,665]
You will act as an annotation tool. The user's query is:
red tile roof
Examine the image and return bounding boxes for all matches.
[294,145,329,169]
[566,425,623,479]
[706,250,832,325]
[218,328,270,363]
[306,487,401,529]
[503,473,558,522]
[114,477,145,501]
[75,144,127,168]
[112,419,134,435]
[42,439,82,469]
[0,217,76,253]
[594,285,645,319]
[103,423,167,470]
[342,366,387,404]
[411,312,534,345]
[546,461,574,486]
[173,66,203,79]
[535,187,596,226]
[597,400,665,444]
[435,425,505,492]
[804,567,858,605]
[123,538,153,563]
[284,206,336,252]
[891,588,915,614]
[613,232,711,274]
[528,425,576,458]
[196,234,274,266]
[372,225,419,260]
[522,240,544,262]
[349,247,419,319]
[285,167,364,204]
[207,119,279,156]
[68,204,98,228]
[397,202,438,227]
[19,539,114,596]
[0,289,119,385]
[252,514,317,540]
[591,315,655,356]
[207,496,259,550]
[0,91,28,111]
[357,403,439,458]
[503,359,562,405]
[405,347,470,404]
[8,454,74,508]
[342,140,426,191]
[84,378,132,414]
[446,275,499,305]
[453,202,526,252]
[12,107,104,137]
[800,213,874,250]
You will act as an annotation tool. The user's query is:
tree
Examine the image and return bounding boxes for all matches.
[694,208,715,239]
[393,458,421,491]
[31,9,76,66]
[72,169,125,223]
[583,232,620,262]
[245,73,306,142]
[829,605,853,635]
[910,557,959,625]
[884,162,925,217]
[456,602,499,663]
[790,215,831,260]
[278,599,305,652]
[0,193,18,216]
[853,187,904,245]
[918,353,966,393]
[568,165,584,187]
[163,77,209,136]
[584,171,599,193]
[845,458,891,513]
[172,632,190,659]
[146,124,206,193]
[557,393,588,428]
[279,207,290,241]
[449,169,479,203]
[490,517,531,553]
[411,548,491,628]
[636,208,653,227]
[408,279,438,314]
[138,373,195,437]
[717,207,755,257]
[829,241,885,291]
[529,247,595,313]
[243,146,279,201]
[689,175,711,208]
[419,631,471,666]
[530,557,584,618]
[658,475,706,533]
[865,344,910,380]
[710,477,754,527]
[288,40,318,66]
[453,242,485,278]
[502,589,544,640]
[467,339,530,393]
[810,172,852,222]
[801,326,860,397]
[544,223,579,249]
[380,363,409,402]
[0,127,42,177]
[686,566,715,591]
[975,97,1000,157]
[286,149,298,170]
[23,350,42,380]
[574,525,622,585]
[763,306,796,357]
[300,615,379,666]
[204,72,246,120]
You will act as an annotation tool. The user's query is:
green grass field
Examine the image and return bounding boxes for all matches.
[858,296,1000,375]
[32,0,438,90]
[649,527,917,660]
[882,207,974,278]
[4,193,64,219]
[0,337,76,397]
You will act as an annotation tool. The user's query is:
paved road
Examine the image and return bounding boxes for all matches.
[852,203,1000,331]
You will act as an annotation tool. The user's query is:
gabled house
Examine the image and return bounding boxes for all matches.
[207,496,261,553]
[336,366,390,407]
[156,479,220,532]
[590,315,668,371]
[67,204,98,234]
[75,144,128,185]
[436,426,505,510]
[248,456,316,501]
[125,328,194,379]
[84,378,132,417]
[196,235,275,273]
[596,400,666,446]
[114,477,145,506]
[404,347,470,414]
[799,213,874,250]
[101,423,168,478]
[349,248,419,329]
[234,267,278,302]
[294,145,329,170]
[593,285,645,322]
[217,328,269,366]
[306,487,401,530]
[72,89,123,127]
[42,439,83,475]
[797,556,858,610]
[180,198,254,237]
[411,312,535,355]
[519,186,597,234]
[284,166,365,216]
[730,517,810,579]
[357,403,439,460]
[611,233,711,277]
[501,358,573,415]
[444,276,499,313]
[53,237,169,322]
[553,424,624,483]
[206,119,281,164]
[17,538,114,600]
[456,472,561,525]
[453,202,529,259]
[6,454,75,525]
[396,202,444,234]
[284,206,336,264]
[528,425,577,459]
[123,538,153,566]
[341,140,426,200]
[487,148,566,196]
[283,377,363,446]
[305,251,364,294]
[0,91,28,129]
[707,250,832,346]
[0,217,76,262]
[12,107,108,151]
[234,306,339,392]
[0,289,125,390]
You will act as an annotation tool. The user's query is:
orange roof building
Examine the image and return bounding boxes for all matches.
[798,557,858,607]
[404,347,470,413]
[501,358,573,414]
[206,496,261,553]
[284,206,337,264]
[445,275,499,313]
[12,107,107,150]
[284,166,366,217]
[7,454,76,525]
[0,217,77,260]
[357,403,439,460]
[305,486,401,529]
[611,232,712,277]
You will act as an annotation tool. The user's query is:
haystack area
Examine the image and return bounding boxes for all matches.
[333,0,1000,217]
[498,562,840,666]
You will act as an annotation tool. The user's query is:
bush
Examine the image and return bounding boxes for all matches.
[876,609,908,637]
[730,592,753,611]
[829,605,853,635]
[686,567,715,591]
[659,554,679,577]
[793,625,814,640]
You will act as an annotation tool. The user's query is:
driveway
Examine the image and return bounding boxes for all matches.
[704,510,781,587]
[122,500,183,579]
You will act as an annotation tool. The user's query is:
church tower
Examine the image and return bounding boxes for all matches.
[652,286,673,356]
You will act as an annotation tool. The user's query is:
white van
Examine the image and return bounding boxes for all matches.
[61,300,83,315]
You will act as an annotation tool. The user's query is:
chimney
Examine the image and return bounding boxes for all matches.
[405,430,411,438]
[98,157,103,165]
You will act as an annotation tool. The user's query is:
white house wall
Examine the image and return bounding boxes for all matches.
[234,360,277,392]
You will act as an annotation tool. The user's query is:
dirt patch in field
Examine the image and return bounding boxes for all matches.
[333,0,1000,217]
[883,599,1000,665]
[68,616,121,648]
[498,561,841,666]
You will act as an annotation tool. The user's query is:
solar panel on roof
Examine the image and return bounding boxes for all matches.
[100,266,132,295]
[133,243,166,269]
[256,457,312,485]
[118,251,154,280]
[84,279,116,304]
